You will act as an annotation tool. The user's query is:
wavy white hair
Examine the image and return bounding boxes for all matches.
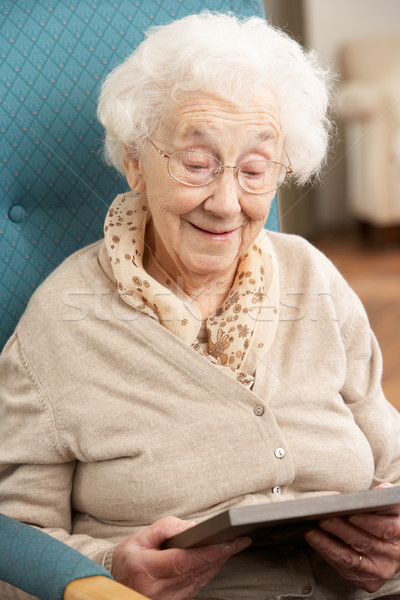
[97,11,332,185]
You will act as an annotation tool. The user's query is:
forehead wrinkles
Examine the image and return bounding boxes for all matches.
[165,97,281,142]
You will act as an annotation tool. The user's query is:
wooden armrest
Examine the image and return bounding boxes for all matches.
[64,575,150,600]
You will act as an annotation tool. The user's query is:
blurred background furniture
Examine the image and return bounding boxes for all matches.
[262,0,400,411]
[263,0,400,236]
[0,512,149,600]
[0,0,276,353]
[336,34,400,229]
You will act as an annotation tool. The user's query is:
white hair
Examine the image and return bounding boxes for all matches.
[97,11,332,185]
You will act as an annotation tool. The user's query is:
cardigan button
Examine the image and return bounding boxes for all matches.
[253,405,264,416]
[272,486,282,495]
[274,447,286,459]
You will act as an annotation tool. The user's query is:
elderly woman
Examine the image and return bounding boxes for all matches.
[1,11,400,600]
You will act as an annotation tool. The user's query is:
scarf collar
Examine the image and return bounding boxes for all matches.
[100,192,280,388]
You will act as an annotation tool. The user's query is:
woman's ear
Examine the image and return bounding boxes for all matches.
[123,155,146,193]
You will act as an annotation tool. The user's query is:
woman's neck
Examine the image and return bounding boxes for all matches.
[184,277,234,323]
[143,252,235,322]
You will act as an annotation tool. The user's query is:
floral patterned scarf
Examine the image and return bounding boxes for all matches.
[100,192,280,388]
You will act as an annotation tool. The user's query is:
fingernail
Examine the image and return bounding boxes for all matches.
[305,530,320,544]
[348,515,364,526]
[223,537,252,554]
[179,520,196,531]
[320,518,334,528]
[236,536,252,550]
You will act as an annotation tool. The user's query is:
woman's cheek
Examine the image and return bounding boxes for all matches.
[243,195,272,221]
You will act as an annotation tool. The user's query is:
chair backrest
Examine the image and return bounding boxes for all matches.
[0,0,275,353]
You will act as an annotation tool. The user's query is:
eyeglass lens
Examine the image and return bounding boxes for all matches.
[168,151,287,193]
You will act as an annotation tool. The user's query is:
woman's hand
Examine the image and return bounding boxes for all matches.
[305,483,400,593]
[111,515,251,600]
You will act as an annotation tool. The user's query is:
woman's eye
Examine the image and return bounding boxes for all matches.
[182,153,213,171]
[241,162,269,178]
[184,163,208,170]
[242,168,263,178]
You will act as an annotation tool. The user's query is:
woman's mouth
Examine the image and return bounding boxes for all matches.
[190,223,239,240]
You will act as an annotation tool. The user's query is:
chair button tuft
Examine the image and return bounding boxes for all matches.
[8,205,25,223]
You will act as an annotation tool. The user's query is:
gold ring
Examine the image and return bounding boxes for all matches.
[354,554,363,571]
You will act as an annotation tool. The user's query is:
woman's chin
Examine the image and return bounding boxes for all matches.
[182,253,239,282]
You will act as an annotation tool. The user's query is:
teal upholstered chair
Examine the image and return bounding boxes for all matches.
[0,0,278,353]
[0,513,149,600]
[0,1,277,598]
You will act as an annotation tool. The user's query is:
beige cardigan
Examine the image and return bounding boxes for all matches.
[1,232,400,600]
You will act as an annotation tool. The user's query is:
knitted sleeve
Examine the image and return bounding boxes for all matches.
[0,333,116,588]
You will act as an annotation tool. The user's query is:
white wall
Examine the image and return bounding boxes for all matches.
[304,0,400,67]
[303,0,400,228]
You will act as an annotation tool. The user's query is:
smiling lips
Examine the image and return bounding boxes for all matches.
[191,222,240,238]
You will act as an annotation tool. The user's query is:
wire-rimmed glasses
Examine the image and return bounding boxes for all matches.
[148,139,292,195]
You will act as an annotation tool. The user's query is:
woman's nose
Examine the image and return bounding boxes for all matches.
[203,167,241,218]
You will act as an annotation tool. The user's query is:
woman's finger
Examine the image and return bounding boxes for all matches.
[132,515,196,549]
[112,516,252,599]
[305,525,400,593]
[306,528,365,571]
[145,557,233,600]
[153,537,252,579]
[305,529,385,592]
[319,516,381,554]
[320,514,400,560]
[348,513,400,542]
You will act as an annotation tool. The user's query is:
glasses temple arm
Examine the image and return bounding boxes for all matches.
[148,138,171,159]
